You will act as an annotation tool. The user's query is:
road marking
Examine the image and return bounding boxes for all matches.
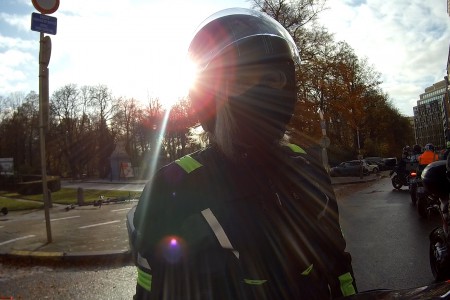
[0,235,36,246]
[111,208,130,212]
[79,220,121,229]
[50,216,80,222]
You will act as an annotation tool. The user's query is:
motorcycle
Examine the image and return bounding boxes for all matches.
[411,167,440,218]
[390,165,411,190]
[421,160,450,281]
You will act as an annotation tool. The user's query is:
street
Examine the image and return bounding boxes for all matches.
[338,176,439,292]
[0,175,442,298]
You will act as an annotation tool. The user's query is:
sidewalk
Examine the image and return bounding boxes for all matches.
[0,174,381,263]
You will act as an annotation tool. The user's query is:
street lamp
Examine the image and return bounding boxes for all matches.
[318,110,331,172]
[357,127,361,156]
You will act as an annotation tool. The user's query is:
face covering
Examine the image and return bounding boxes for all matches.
[228,83,296,146]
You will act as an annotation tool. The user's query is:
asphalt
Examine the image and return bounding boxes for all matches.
[0,173,382,264]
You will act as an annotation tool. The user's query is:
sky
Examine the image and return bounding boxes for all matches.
[1,0,450,116]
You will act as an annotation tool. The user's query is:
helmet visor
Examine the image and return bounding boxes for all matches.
[188,8,300,72]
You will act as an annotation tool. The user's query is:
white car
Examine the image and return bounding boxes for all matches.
[362,159,379,174]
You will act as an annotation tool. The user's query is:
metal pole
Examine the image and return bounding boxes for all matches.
[319,110,330,172]
[39,32,52,243]
[357,127,361,153]
[357,127,363,179]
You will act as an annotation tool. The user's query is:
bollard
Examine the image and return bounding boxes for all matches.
[77,187,84,206]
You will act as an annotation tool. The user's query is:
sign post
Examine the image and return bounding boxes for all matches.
[31,0,59,244]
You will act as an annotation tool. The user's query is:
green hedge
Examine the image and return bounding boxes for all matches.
[17,176,61,195]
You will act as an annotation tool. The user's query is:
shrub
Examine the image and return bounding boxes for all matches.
[17,176,61,195]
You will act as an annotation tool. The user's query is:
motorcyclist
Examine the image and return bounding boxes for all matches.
[402,145,411,160]
[397,145,411,173]
[442,141,450,160]
[419,143,439,167]
[410,144,422,163]
[130,7,357,300]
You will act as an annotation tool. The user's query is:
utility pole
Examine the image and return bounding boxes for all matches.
[31,0,59,243]
[319,110,331,172]
[39,32,52,242]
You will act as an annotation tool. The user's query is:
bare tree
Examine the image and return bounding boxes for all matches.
[111,97,143,164]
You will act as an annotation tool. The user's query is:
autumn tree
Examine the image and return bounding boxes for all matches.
[251,0,413,163]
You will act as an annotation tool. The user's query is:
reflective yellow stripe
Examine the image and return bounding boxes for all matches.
[137,268,152,292]
[287,143,307,154]
[244,279,267,285]
[338,272,356,296]
[175,155,203,173]
[301,264,313,275]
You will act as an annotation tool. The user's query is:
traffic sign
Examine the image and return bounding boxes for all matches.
[31,0,59,15]
[31,12,57,35]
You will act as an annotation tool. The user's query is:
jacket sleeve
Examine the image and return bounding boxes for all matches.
[289,147,357,298]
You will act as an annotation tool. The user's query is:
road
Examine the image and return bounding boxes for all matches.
[338,176,439,292]
[0,176,441,298]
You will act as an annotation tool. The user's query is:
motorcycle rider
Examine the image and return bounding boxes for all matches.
[131,8,357,300]
[442,141,450,160]
[403,145,411,160]
[419,143,439,167]
[397,145,411,173]
[411,144,422,163]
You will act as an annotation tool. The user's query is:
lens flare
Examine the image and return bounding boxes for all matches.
[159,235,185,264]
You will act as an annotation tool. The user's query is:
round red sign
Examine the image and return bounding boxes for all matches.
[31,0,60,15]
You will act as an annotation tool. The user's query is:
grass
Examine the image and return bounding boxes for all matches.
[0,196,43,210]
[0,188,141,211]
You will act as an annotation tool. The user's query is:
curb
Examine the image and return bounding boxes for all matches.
[0,249,132,265]
[331,174,381,186]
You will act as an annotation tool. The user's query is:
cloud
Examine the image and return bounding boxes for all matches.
[0,34,36,93]
[320,0,450,116]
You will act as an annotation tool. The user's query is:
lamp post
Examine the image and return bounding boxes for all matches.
[357,127,361,156]
[319,110,331,172]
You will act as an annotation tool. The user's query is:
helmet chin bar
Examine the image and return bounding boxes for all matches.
[228,82,295,145]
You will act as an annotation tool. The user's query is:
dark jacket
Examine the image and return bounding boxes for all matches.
[132,144,356,299]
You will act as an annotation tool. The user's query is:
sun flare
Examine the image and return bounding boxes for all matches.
[152,56,198,109]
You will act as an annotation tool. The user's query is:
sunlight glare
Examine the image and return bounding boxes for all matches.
[153,56,198,109]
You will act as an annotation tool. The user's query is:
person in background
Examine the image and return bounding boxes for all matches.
[442,141,450,160]
[131,8,357,300]
[397,145,411,173]
[418,143,439,166]
[410,144,422,163]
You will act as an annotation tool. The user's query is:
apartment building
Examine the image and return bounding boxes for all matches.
[412,80,449,149]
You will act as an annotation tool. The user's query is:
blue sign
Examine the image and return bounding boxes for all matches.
[31,12,57,35]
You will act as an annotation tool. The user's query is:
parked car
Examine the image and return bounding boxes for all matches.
[364,157,387,170]
[362,159,380,174]
[330,160,370,177]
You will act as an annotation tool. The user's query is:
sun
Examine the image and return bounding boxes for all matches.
[152,56,197,109]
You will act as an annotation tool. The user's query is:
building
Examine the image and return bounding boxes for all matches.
[412,80,449,149]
